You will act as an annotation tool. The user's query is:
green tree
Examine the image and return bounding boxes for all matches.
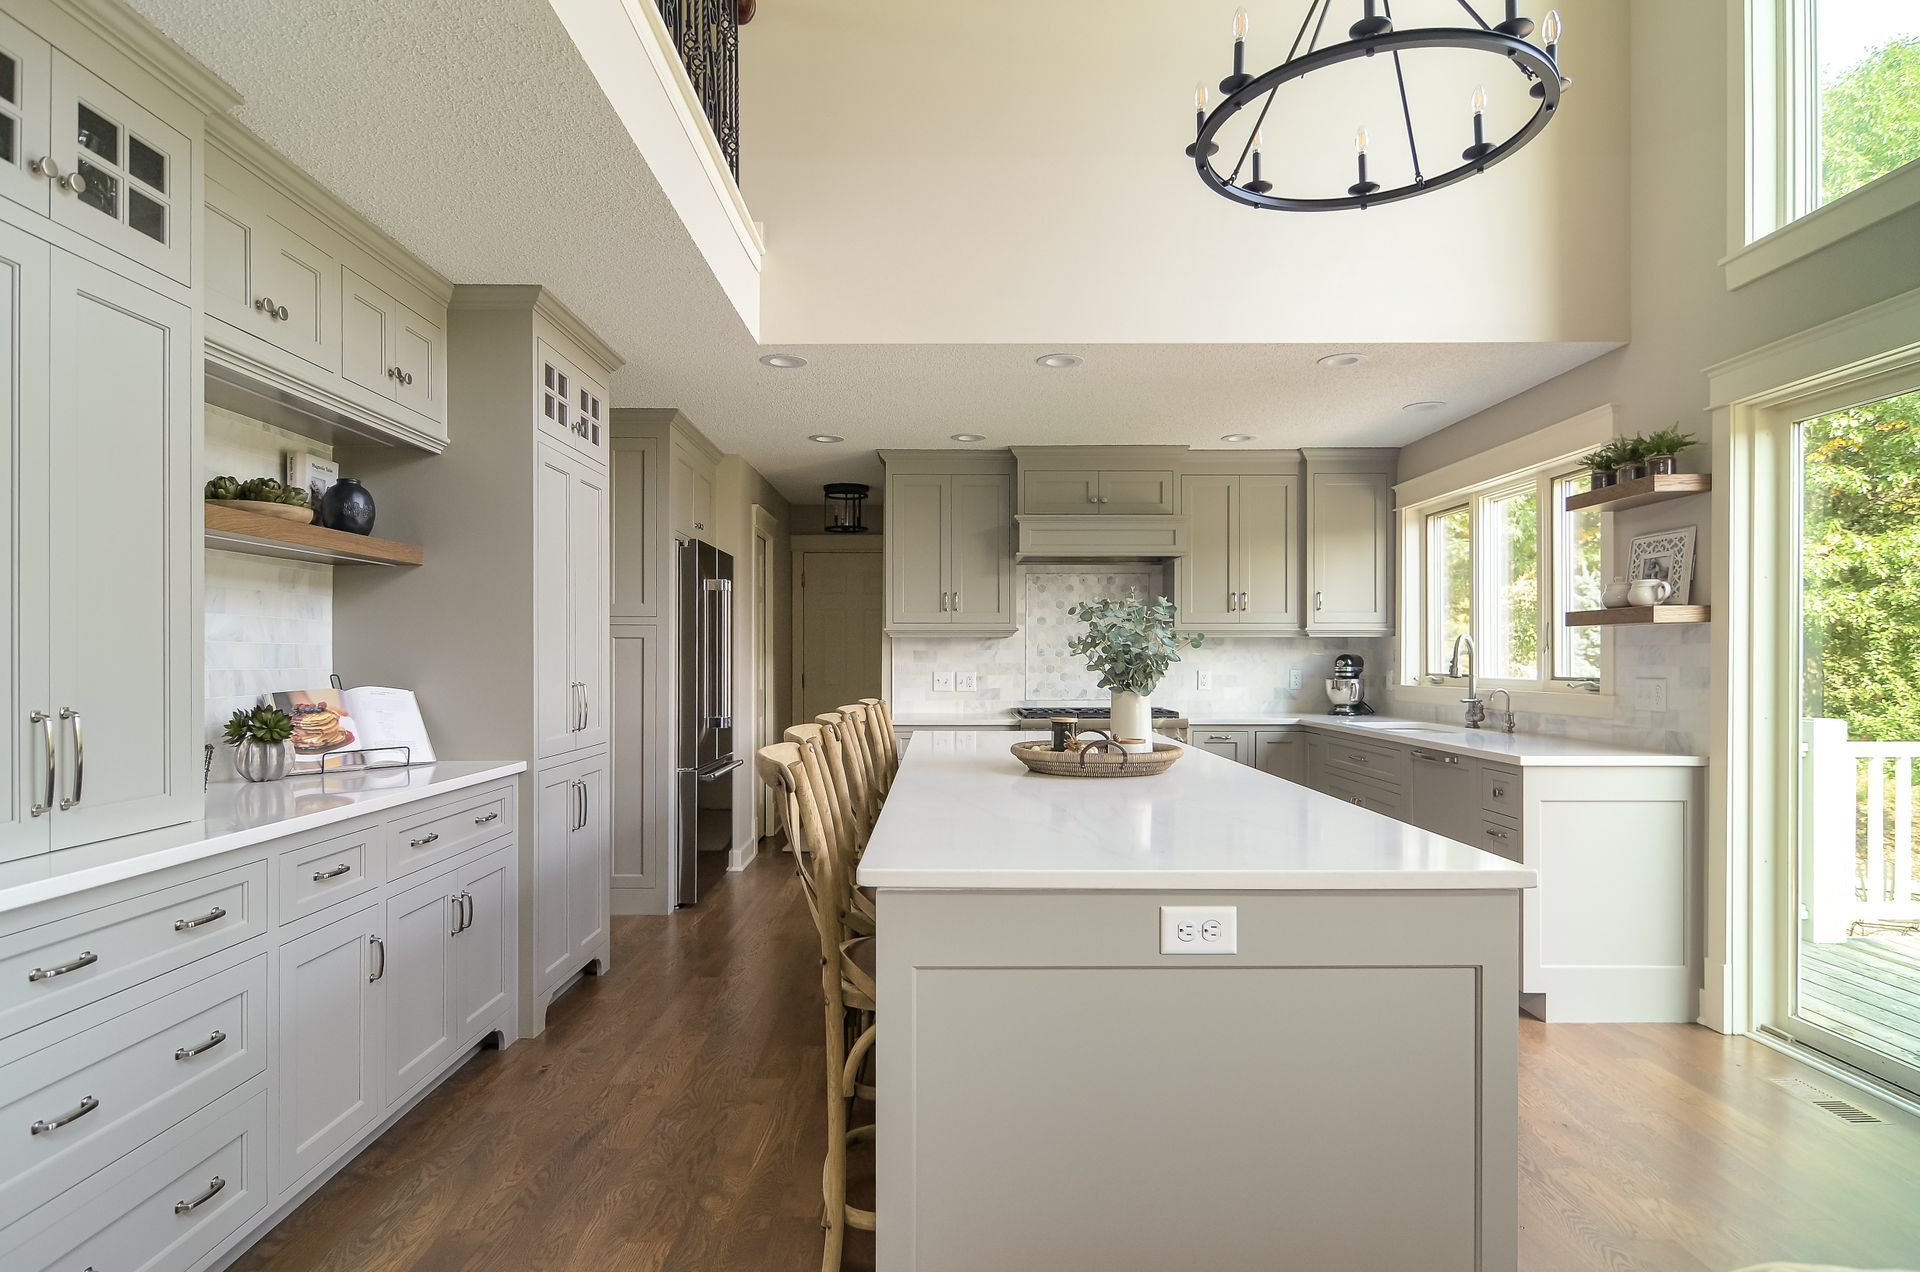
[1820,36,1920,204]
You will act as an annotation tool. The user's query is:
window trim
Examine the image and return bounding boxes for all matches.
[1727,0,1920,289]
[1395,447,1617,717]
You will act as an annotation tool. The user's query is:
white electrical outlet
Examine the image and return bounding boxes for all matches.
[955,671,978,692]
[1633,677,1669,712]
[1159,905,1238,955]
[931,670,954,692]
[1194,670,1212,690]
[1288,668,1304,691]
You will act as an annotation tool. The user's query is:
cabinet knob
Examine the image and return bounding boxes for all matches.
[56,170,87,195]
[27,156,59,181]
[400,370,414,385]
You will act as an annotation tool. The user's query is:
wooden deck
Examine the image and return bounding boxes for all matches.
[1800,930,1920,1068]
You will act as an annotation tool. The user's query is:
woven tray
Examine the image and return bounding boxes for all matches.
[1010,740,1184,778]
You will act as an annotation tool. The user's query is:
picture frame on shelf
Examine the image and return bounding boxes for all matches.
[1627,527,1696,604]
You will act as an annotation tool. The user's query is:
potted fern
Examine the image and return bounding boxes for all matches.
[225,705,295,782]
[1579,442,1623,491]
[1641,425,1697,475]
[1066,594,1203,754]
[1613,436,1651,483]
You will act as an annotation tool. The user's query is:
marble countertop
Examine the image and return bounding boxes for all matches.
[857,732,1537,892]
[0,760,525,915]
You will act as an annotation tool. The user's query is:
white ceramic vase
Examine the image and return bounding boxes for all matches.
[1109,690,1153,755]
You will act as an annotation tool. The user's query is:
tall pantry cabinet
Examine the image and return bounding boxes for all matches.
[335,286,621,1036]
[0,0,234,870]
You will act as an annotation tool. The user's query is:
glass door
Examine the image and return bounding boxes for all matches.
[1791,385,1920,1093]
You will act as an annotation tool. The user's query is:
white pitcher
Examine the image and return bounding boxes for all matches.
[1601,576,1632,608]
[1627,578,1673,606]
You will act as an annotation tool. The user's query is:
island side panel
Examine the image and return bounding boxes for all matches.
[876,888,1520,1272]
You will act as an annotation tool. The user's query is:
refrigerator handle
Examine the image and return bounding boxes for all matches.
[704,577,733,728]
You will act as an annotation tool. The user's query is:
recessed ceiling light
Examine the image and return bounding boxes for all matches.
[1402,400,1447,412]
[759,353,808,369]
[807,433,844,444]
[1035,353,1083,369]
[1316,352,1366,368]
[1220,434,1257,442]
[950,433,987,442]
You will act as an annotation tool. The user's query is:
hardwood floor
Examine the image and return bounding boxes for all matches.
[233,851,1920,1272]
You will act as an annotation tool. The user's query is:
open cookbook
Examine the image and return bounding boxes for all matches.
[267,685,437,772]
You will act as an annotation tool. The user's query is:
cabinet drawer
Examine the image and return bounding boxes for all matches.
[1321,738,1407,789]
[1322,774,1404,820]
[388,788,511,881]
[0,955,266,1231]
[1,1087,268,1272]
[0,861,268,1041]
[278,828,382,925]
[1478,814,1523,863]
[1481,765,1522,818]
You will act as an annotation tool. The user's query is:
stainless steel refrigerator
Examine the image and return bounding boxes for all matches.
[675,538,737,906]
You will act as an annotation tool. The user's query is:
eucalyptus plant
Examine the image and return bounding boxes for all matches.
[1066,594,1202,697]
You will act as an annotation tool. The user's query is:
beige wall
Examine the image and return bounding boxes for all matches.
[744,0,1629,345]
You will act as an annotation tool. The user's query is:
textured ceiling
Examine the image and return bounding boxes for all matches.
[129,0,1618,503]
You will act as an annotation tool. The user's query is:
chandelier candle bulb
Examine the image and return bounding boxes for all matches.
[1463,85,1494,164]
[1348,125,1379,199]
[1186,83,1218,158]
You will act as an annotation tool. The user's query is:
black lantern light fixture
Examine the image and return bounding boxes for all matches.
[823,483,871,534]
[1189,1,1570,212]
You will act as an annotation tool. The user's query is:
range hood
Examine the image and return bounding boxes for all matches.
[1016,515,1189,560]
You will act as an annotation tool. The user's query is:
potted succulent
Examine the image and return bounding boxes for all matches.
[1640,425,1697,475]
[1066,594,1202,755]
[224,705,296,782]
[1579,442,1623,491]
[1613,436,1651,484]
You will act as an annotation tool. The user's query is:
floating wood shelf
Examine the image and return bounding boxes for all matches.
[1564,472,1712,512]
[1565,605,1709,627]
[204,502,424,567]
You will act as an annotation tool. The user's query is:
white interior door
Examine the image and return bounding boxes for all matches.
[798,550,884,722]
[0,221,49,864]
[46,251,194,849]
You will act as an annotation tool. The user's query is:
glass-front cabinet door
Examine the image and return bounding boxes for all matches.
[0,12,50,218]
[535,339,607,463]
[49,51,190,285]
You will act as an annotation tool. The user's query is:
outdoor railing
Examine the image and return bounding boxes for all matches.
[1804,718,1920,941]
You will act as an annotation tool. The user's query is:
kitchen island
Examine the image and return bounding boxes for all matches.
[859,731,1537,1272]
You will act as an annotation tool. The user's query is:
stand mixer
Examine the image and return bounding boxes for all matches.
[1325,652,1376,716]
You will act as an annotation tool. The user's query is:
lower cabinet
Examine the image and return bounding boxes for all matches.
[386,845,514,1105]
[1193,729,1251,764]
[277,903,383,1192]
[1406,747,1481,843]
[533,755,610,1012]
[1254,729,1304,784]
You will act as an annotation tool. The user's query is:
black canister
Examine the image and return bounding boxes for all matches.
[1049,717,1077,752]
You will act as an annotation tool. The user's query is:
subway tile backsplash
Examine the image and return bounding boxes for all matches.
[202,405,335,747]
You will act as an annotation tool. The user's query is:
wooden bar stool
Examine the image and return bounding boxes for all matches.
[785,723,877,935]
[858,696,899,788]
[833,703,886,825]
[755,743,876,1271]
[813,711,876,850]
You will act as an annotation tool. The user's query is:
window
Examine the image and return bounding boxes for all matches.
[1736,0,1920,283]
[1402,460,1609,695]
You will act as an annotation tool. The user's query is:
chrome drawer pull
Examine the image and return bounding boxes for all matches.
[175,1029,227,1061]
[30,710,54,816]
[312,863,353,882]
[174,905,228,932]
[27,950,97,982]
[174,1175,226,1214]
[473,811,500,826]
[31,1094,99,1135]
[369,935,385,982]
[59,706,83,809]
[1485,828,1511,840]
[1492,786,1507,798]
[1345,753,1368,764]
[409,832,440,848]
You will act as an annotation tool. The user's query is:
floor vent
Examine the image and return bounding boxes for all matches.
[1771,1076,1886,1125]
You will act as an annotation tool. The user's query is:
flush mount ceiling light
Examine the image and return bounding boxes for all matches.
[1220,433,1258,442]
[1035,353,1084,369]
[759,353,808,369]
[1403,400,1447,412]
[807,433,844,443]
[950,433,988,442]
[1189,2,1570,212]
[1316,352,1367,368]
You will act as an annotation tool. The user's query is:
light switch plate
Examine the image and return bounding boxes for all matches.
[1633,677,1668,712]
[932,670,954,692]
[1194,670,1212,690]
[954,671,977,692]
[1159,905,1238,955]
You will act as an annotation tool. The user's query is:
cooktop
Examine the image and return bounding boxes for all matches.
[1013,706,1183,720]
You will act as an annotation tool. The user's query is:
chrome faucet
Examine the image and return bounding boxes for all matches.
[1486,687,1516,734]
[1448,633,1487,729]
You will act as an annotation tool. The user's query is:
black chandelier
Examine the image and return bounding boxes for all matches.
[1188,0,1571,212]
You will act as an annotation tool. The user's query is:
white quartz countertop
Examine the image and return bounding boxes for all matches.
[897,711,1704,767]
[0,760,525,915]
[858,732,1537,892]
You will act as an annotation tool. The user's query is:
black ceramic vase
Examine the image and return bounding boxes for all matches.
[321,477,376,536]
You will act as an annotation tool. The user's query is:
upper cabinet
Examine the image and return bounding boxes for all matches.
[536,338,609,466]
[670,426,718,540]
[883,454,1016,636]
[1304,451,1395,637]
[1014,449,1181,516]
[49,51,190,284]
[0,11,52,219]
[202,128,454,452]
[1176,468,1301,634]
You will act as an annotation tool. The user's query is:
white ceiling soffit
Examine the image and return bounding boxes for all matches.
[741,0,1630,346]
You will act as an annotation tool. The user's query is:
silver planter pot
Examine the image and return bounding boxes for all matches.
[233,737,295,783]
